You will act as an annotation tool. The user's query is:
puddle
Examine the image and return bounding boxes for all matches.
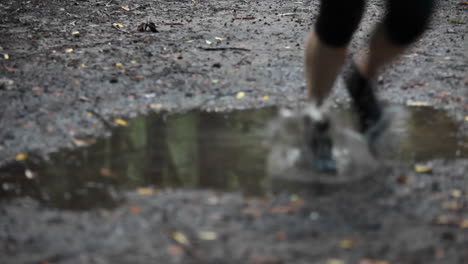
[0,106,466,210]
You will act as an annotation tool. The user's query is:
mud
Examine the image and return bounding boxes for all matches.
[0,0,467,263]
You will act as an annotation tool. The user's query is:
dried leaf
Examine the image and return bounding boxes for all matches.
[150,103,163,110]
[71,31,80,35]
[274,232,287,240]
[262,95,270,101]
[25,169,35,179]
[72,137,96,147]
[112,23,125,28]
[401,53,418,58]
[81,63,87,68]
[215,36,226,40]
[65,48,74,53]
[114,118,128,126]
[414,164,432,173]
[450,189,462,198]
[326,259,346,264]
[167,245,183,255]
[130,205,141,214]
[407,100,430,106]
[121,5,130,11]
[339,238,355,249]
[99,167,114,177]
[15,153,28,161]
[442,201,462,211]
[243,207,262,217]
[460,219,468,228]
[459,2,468,5]
[4,54,9,59]
[464,116,468,121]
[137,187,155,195]
[115,62,123,67]
[236,91,245,99]
[172,232,190,245]
[198,231,218,240]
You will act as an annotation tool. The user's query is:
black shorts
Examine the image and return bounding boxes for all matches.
[315,0,436,47]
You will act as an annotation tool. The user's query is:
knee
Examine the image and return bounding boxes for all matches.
[384,0,436,45]
[315,0,366,47]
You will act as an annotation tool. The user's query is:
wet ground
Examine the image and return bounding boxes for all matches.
[1,0,468,263]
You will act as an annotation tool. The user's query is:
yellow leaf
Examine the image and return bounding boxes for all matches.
[198,231,218,240]
[115,62,123,67]
[137,187,155,195]
[414,164,432,173]
[460,219,468,228]
[71,31,80,35]
[15,153,28,161]
[236,91,245,99]
[450,189,462,198]
[442,201,462,210]
[172,232,190,245]
[215,37,226,40]
[407,100,430,106]
[113,23,125,28]
[327,259,346,264]
[81,63,87,68]
[465,116,468,121]
[4,54,9,59]
[339,238,355,249]
[114,118,128,126]
[86,112,94,117]
[150,103,163,110]
[262,95,269,101]
[130,60,137,64]
[65,48,74,53]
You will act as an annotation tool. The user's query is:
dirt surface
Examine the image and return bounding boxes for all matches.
[0,0,468,263]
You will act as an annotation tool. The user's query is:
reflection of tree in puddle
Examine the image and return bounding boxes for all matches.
[0,106,465,210]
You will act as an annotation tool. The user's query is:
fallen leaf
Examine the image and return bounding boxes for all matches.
[401,53,418,58]
[114,118,128,126]
[150,103,163,110]
[130,205,141,214]
[112,22,125,28]
[274,232,287,240]
[414,164,432,173]
[459,2,468,5]
[172,232,190,245]
[397,175,409,184]
[464,116,468,121]
[65,48,74,53]
[121,5,130,11]
[4,54,9,59]
[211,79,219,84]
[72,137,96,147]
[450,189,462,198]
[137,187,155,195]
[270,205,295,214]
[243,207,262,217]
[359,259,390,264]
[407,100,431,106]
[81,63,87,68]
[460,219,468,228]
[215,36,226,40]
[25,169,35,179]
[236,91,245,99]
[15,153,28,161]
[326,258,346,264]
[115,62,123,67]
[71,31,80,35]
[262,95,270,100]
[134,75,144,79]
[339,238,355,249]
[433,215,459,225]
[130,60,137,64]
[198,231,218,240]
[251,255,283,264]
[99,168,114,177]
[442,201,462,211]
[167,245,183,255]
[205,40,212,45]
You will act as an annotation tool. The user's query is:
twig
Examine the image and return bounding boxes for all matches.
[198,47,250,51]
